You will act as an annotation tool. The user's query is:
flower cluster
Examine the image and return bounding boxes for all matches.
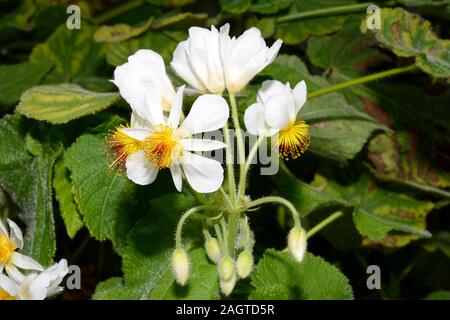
[0,219,68,300]
[107,24,310,296]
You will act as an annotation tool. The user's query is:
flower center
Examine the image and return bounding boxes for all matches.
[0,234,15,265]
[0,288,15,300]
[276,120,310,159]
[107,125,144,170]
[143,125,182,169]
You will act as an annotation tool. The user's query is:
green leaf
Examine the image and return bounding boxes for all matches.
[53,158,83,239]
[16,84,119,125]
[94,19,154,43]
[0,62,52,105]
[423,290,450,300]
[250,250,353,299]
[421,231,450,257]
[151,12,207,30]
[311,172,434,245]
[219,0,251,14]
[64,133,136,253]
[30,24,105,83]
[307,21,389,80]
[0,114,62,265]
[250,0,292,14]
[261,55,383,164]
[107,32,178,67]
[361,8,450,78]
[92,277,135,300]
[275,0,361,45]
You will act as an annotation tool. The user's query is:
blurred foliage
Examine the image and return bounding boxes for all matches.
[0,0,448,300]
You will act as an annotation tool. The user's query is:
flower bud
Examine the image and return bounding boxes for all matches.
[205,237,221,264]
[220,273,237,297]
[287,226,307,262]
[218,255,235,281]
[171,248,189,286]
[236,250,253,278]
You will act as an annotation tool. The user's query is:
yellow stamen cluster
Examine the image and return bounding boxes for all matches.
[0,234,15,265]
[0,288,14,300]
[276,120,310,159]
[144,124,182,169]
[106,125,144,170]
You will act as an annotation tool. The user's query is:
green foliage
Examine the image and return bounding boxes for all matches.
[361,8,450,77]
[16,84,119,124]
[0,114,62,265]
[0,0,448,301]
[250,250,353,299]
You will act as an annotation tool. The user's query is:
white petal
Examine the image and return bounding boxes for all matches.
[5,264,25,283]
[181,152,224,193]
[121,128,150,142]
[181,139,227,151]
[7,219,23,249]
[12,252,44,271]
[113,49,173,121]
[168,86,185,128]
[264,95,294,129]
[170,164,182,192]
[265,39,283,66]
[293,80,307,114]
[126,151,159,186]
[244,103,267,136]
[257,80,288,104]
[171,41,207,92]
[180,94,229,135]
[0,273,19,296]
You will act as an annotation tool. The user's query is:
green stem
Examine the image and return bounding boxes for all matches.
[94,0,145,25]
[238,135,266,199]
[175,206,206,247]
[227,209,240,256]
[223,122,237,206]
[306,211,344,239]
[276,3,373,24]
[247,196,300,227]
[308,64,417,99]
[229,93,246,204]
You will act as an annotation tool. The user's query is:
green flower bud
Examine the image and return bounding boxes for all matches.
[220,273,237,297]
[218,255,235,281]
[288,226,307,262]
[172,248,189,286]
[205,237,221,264]
[236,250,253,278]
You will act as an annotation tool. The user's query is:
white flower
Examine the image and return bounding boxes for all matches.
[108,87,229,193]
[113,49,175,113]
[171,26,225,94]
[0,219,43,282]
[244,80,310,159]
[287,227,307,262]
[219,24,282,93]
[0,259,68,300]
[171,24,282,94]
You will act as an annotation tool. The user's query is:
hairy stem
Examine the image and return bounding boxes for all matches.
[247,196,300,227]
[276,3,373,24]
[308,64,417,99]
[175,206,206,247]
[239,135,266,199]
[306,211,344,239]
[223,122,237,206]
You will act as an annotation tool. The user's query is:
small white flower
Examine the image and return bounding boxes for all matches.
[0,259,68,300]
[113,49,175,113]
[110,52,229,193]
[171,24,282,94]
[219,24,282,93]
[0,219,43,282]
[171,26,225,94]
[244,80,310,159]
[171,248,189,286]
[287,227,307,262]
